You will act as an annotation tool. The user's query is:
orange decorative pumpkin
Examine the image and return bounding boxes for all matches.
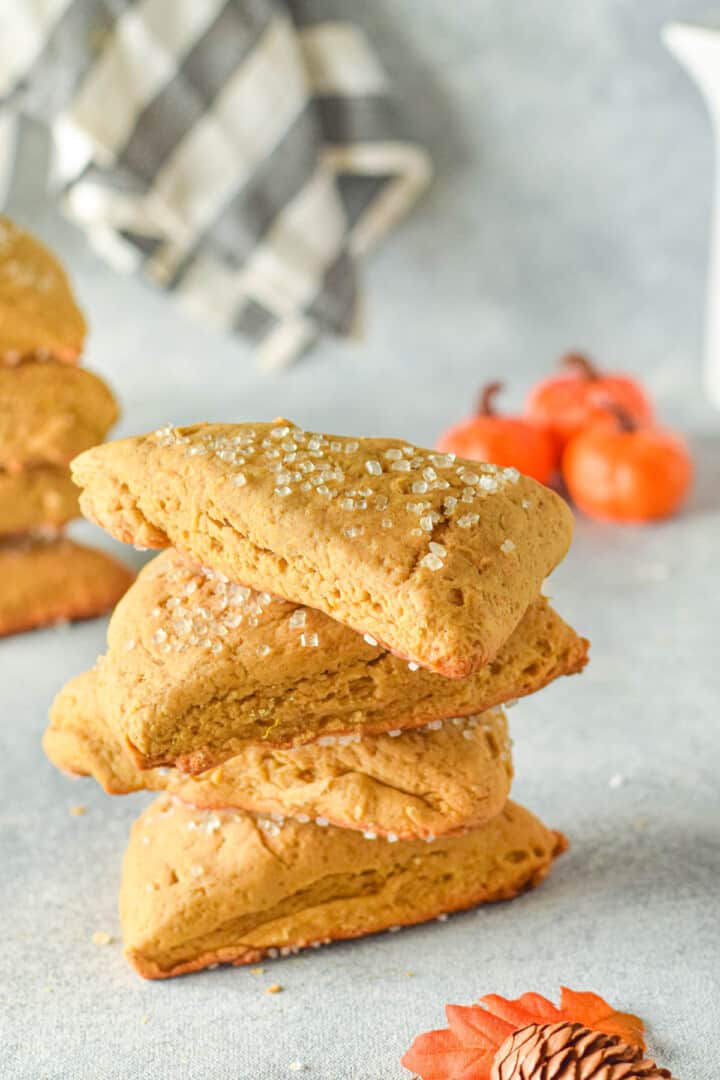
[526,353,654,447]
[562,407,692,523]
[437,382,558,485]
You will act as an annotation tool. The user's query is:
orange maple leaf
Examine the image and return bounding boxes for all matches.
[558,987,645,1049]
[401,987,646,1080]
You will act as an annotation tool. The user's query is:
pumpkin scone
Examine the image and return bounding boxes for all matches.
[71,420,574,677]
[0,466,79,536]
[121,796,566,979]
[96,550,587,772]
[45,668,513,840]
[0,361,119,472]
[0,537,134,637]
[0,217,86,364]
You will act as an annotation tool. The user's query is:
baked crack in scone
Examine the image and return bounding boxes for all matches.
[0,538,134,636]
[71,420,574,677]
[121,796,566,979]
[0,466,79,535]
[0,362,119,472]
[45,668,513,839]
[0,217,86,364]
[92,550,587,771]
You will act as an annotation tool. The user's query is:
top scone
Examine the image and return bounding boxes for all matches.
[0,217,87,363]
[72,420,574,677]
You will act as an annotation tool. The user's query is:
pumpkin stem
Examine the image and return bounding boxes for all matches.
[478,382,503,417]
[606,401,637,432]
[563,352,599,380]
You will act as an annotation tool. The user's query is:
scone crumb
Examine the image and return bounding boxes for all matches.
[250,967,265,975]
[92,931,113,946]
[266,983,283,994]
[140,1015,149,1025]
[288,1062,305,1072]
[69,804,87,817]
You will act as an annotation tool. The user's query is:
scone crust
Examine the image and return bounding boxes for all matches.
[72,420,574,677]
[121,797,566,979]
[0,362,118,471]
[0,538,134,637]
[96,550,587,771]
[0,217,86,364]
[0,466,79,535]
[45,668,514,839]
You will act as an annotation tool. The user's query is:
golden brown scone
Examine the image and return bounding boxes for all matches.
[71,420,574,677]
[96,550,587,772]
[45,667,513,839]
[0,538,134,637]
[0,362,119,472]
[0,217,87,364]
[0,466,79,535]
[121,796,566,979]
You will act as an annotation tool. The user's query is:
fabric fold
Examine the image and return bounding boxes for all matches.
[0,0,431,366]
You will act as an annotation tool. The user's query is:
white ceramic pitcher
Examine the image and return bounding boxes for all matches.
[664,21,720,406]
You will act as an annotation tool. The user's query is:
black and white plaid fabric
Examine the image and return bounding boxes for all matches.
[0,0,431,367]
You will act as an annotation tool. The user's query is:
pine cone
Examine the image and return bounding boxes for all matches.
[491,1021,673,1079]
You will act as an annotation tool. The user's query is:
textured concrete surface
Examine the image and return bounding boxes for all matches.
[2,2,720,1077]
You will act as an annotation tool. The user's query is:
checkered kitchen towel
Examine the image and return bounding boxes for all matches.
[0,0,431,368]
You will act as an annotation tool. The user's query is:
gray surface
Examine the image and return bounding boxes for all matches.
[2,2,720,1077]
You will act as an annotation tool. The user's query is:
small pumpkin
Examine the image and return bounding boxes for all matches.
[526,353,654,448]
[562,406,692,523]
[437,382,558,485]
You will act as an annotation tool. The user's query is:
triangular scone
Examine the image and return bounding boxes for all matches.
[0,218,87,364]
[45,668,513,840]
[94,550,587,772]
[0,466,79,536]
[71,420,574,677]
[0,538,133,637]
[0,362,119,472]
[121,796,566,979]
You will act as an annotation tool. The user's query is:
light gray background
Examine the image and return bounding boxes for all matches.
[2,2,720,1078]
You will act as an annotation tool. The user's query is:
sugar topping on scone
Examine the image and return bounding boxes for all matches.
[140,556,279,658]
[72,419,574,677]
[152,420,525,570]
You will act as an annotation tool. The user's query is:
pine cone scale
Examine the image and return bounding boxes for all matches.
[490,1022,673,1079]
